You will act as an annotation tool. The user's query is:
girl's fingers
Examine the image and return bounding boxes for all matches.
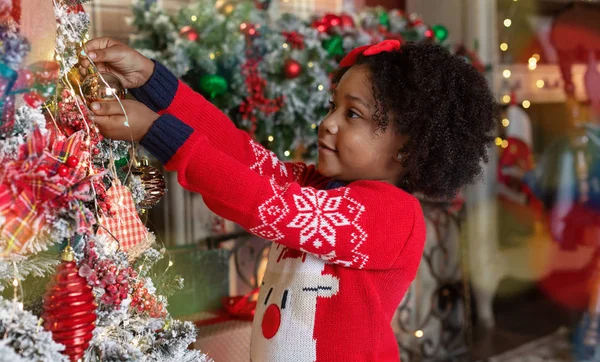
[86,46,122,64]
[93,115,128,138]
[79,63,107,78]
[90,115,109,125]
[83,37,121,54]
[90,101,125,116]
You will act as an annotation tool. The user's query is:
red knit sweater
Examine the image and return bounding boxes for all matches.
[132,62,427,362]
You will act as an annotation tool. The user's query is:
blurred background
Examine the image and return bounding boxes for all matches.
[81,0,600,360]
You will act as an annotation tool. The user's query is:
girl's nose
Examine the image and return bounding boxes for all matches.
[320,115,339,135]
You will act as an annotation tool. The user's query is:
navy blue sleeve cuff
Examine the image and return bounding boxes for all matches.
[130,61,179,113]
[140,114,193,164]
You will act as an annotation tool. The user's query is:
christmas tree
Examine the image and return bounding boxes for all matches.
[129,0,479,160]
[0,0,210,361]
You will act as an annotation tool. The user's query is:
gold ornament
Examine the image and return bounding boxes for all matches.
[65,67,84,98]
[81,73,126,103]
[132,157,166,209]
[67,67,82,87]
[216,0,236,14]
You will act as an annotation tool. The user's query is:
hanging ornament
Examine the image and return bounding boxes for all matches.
[284,58,302,79]
[217,1,236,15]
[67,67,82,86]
[379,11,390,29]
[432,24,449,42]
[340,14,355,28]
[96,185,152,259]
[323,35,345,57]
[323,14,341,29]
[81,73,126,103]
[424,28,434,39]
[66,68,84,99]
[179,25,199,42]
[240,22,258,37]
[131,157,166,209]
[312,20,328,33]
[42,245,97,362]
[198,74,228,99]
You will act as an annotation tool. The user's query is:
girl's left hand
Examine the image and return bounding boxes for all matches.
[89,100,159,141]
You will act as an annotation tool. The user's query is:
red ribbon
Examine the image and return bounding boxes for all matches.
[339,39,402,68]
[195,288,260,327]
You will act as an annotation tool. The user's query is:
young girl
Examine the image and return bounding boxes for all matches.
[81,37,497,361]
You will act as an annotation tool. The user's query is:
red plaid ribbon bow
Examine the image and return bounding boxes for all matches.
[0,129,91,255]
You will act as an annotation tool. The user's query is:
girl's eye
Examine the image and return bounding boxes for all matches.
[347,110,360,119]
[328,100,336,112]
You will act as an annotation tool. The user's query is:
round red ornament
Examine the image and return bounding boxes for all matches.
[66,156,79,168]
[323,14,341,28]
[57,165,70,177]
[284,59,302,79]
[340,14,355,28]
[179,25,199,41]
[240,22,258,37]
[42,246,97,362]
[312,20,328,33]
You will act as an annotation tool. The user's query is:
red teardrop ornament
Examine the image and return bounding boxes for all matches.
[42,250,97,362]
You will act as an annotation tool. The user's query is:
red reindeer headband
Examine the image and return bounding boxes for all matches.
[339,39,402,68]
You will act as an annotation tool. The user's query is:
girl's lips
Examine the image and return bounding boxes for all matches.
[318,141,337,152]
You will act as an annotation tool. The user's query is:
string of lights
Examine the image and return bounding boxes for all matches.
[496,0,543,149]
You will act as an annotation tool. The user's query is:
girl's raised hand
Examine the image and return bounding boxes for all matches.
[79,37,155,89]
[90,100,159,142]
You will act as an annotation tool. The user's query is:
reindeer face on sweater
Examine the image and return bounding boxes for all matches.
[251,244,340,362]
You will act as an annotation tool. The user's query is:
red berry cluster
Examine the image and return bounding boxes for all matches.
[239,56,284,135]
[35,155,80,177]
[92,179,112,216]
[58,90,87,131]
[58,90,104,155]
[282,31,305,49]
[130,281,166,318]
[80,239,136,308]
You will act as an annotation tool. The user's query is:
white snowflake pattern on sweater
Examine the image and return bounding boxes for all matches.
[249,178,370,269]
[249,139,289,178]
